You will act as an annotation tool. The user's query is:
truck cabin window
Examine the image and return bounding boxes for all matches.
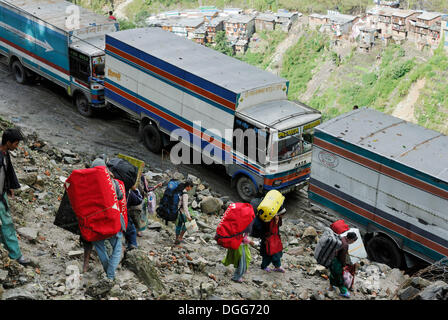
[233,117,269,165]
[69,49,91,83]
[275,128,314,162]
[92,56,105,78]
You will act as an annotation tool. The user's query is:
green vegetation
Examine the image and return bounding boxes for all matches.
[237,30,287,69]
[75,0,448,134]
[207,31,234,56]
[74,0,448,17]
[280,29,330,101]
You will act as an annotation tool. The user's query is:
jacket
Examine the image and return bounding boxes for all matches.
[0,150,20,210]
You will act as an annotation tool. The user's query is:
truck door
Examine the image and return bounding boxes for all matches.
[69,48,90,87]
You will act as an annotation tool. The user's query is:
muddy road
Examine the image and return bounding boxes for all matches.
[0,59,244,200]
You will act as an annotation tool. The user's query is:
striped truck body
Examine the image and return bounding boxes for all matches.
[0,0,118,106]
[308,108,448,264]
[105,28,318,195]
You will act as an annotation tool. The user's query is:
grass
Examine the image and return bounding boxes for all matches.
[237,30,287,69]
[280,28,330,100]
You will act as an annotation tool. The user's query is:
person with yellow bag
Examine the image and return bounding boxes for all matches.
[252,190,287,273]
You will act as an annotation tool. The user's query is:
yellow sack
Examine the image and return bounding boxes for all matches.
[257,190,285,222]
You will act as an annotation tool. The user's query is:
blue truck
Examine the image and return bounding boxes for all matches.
[104,27,322,201]
[0,0,119,116]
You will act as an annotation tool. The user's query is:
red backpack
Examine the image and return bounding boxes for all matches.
[65,166,125,242]
[215,203,255,250]
[116,179,128,232]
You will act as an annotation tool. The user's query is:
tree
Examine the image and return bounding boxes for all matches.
[213,31,234,56]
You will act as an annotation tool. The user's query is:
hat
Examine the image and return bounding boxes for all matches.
[91,158,106,167]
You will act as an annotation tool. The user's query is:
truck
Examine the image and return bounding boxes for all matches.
[104,27,322,201]
[308,108,448,268]
[0,0,119,116]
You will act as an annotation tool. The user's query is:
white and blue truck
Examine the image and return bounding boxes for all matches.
[308,108,448,268]
[0,0,119,116]
[104,27,322,201]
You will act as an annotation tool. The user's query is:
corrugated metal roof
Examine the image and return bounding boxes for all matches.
[316,108,448,182]
[108,27,286,94]
[1,0,115,32]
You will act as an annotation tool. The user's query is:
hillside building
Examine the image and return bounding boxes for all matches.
[309,13,328,29]
[391,10,419,40]
[408,12,442,48]
[224,15,255,40]
[255,13,276,32]
[327,12,358,37]
[275,11,299,31]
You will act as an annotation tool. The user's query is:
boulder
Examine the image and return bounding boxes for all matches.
[172,172,185,181]
[302,226,318,243]
[123,249,165,293]
[17,172,37,186]
[17,227,39,242]
[200,196,223,214]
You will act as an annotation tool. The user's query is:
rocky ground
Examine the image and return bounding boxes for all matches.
[0,119,447,301]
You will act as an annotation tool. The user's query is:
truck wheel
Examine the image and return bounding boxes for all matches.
[366,235,403,269]
[11,60,27,84]
[236,176,258,202]
[142,123,162,154]
[76,94,93,117]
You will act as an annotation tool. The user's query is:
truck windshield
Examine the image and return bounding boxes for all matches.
[92,55,105,78]
[274,128,314,162]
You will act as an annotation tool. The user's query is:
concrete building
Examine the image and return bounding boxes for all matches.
[275,11,298,31]
[255,13,276,32]
[309,13,329,29]
[391,10,419,40]
[234,39,248,54]
[204,17,226,44]
[224,15,255,40]
[327,12,358,37]
[409,12,442,48]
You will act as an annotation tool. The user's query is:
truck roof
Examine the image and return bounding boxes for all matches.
[2,0,114,32]
[239,100,321,131]
[316,108,448,183]
[106,27,287,94]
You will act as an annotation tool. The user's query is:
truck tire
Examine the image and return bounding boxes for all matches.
[236,176,258,202]
[366,235,403,269]
[11,60,28,84]
[142,123,162,154]
[76,94,93,117]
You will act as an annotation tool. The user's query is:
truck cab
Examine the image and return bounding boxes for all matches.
[229,99,321,201]
[69,35,108,116]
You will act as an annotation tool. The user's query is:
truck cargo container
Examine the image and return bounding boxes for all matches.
[0,0,119,116]
[308,108,448,268]
[104,27,321,201]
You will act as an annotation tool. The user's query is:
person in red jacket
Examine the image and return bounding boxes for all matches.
[260,208,286,273]
[329,232,358,298]
[108,11,116,20]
